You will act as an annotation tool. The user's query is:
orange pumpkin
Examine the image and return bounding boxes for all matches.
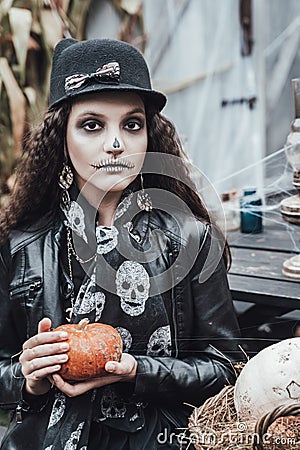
[54,318,123,380]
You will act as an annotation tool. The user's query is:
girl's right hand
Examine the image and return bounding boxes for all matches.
[19,318,69,396]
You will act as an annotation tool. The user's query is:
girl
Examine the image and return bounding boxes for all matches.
[0,38,240,449]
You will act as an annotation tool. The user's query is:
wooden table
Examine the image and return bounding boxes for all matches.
[227,211,300,350]
[228,215,300,309]
[227,211,300,355]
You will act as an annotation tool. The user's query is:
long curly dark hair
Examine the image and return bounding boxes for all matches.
[0,101,230,267]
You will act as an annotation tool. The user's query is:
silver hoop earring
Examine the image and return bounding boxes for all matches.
[59,163,73,210]
[137,173,152,212]
[113,137,120,149]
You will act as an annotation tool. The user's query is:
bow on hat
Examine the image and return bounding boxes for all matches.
[65,62,120,93]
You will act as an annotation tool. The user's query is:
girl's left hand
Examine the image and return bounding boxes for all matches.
[48,353,137,397]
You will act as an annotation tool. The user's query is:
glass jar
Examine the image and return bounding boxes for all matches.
[221,191,240,231]
[240,188,263,233]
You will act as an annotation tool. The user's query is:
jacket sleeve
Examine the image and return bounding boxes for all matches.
[0,241,53,414]
[133,224,242,406]
[0,241,26,409]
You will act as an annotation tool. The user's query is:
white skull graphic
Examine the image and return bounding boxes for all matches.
[115,327,132,352]
[48,392,66,428]
[64,201,87,242]
[64,422,84,450]
[147,326,172,357]
[100,386,126,419]
[74,272,105,321]
[96,225,119,254]
[116,261,150,316]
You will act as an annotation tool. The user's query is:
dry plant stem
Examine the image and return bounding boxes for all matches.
[187,384,300,450]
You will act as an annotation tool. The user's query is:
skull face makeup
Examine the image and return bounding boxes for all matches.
[116,261,150,316]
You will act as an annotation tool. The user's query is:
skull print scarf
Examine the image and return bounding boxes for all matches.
[42,187,172,449]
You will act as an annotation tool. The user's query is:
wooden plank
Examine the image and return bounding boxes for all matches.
[228,273,300,308]
[227,212,300,310]
[227,222,300,253]
[229,247,300,282]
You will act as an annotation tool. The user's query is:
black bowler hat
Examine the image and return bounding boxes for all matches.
[49,38,167,112]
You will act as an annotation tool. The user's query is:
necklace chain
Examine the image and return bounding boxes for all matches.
[66,227,97,264]
[66,228,75,322]
[66,227,96,322]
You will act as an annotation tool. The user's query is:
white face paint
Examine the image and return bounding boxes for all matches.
[115,327,133,352]
[100,386,127,419]
[147,326,172,357]
[96,225,119,254]
[66,92,147,195]
[115,261,150,316]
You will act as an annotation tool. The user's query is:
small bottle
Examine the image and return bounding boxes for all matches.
[240,188,263,233]
[221,191,240,231]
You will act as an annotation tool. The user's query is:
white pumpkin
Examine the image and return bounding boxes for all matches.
[234,337,300,421]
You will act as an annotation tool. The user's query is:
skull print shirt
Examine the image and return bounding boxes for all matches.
[62,191,172,360]
[46,189,173,447]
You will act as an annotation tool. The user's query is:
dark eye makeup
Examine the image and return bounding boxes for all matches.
[76,115,145,132]
[124,118,144,131]
[82,120,103,131]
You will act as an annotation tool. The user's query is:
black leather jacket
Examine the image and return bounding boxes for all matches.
[0,209,241,414]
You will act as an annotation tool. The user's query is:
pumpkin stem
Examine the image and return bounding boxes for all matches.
[78,318,90,331]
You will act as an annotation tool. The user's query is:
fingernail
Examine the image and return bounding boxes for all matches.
[59,332,68,339]
[60,343,69,351]
[106,363,116,372]
[52,374,60,382]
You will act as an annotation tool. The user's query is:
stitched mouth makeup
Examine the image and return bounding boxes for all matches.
[90,158,135,172]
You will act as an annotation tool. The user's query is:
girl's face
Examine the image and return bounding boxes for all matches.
[66,91,148,196]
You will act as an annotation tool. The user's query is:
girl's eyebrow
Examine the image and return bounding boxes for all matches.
[124,108,145,116]
[76,107,145,119]
[76,111,102,118]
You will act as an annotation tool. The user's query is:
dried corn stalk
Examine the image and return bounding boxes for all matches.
[0,0,93,204]
[112,0,146,50]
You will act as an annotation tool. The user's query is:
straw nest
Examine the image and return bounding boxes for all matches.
[185,383,300,450]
